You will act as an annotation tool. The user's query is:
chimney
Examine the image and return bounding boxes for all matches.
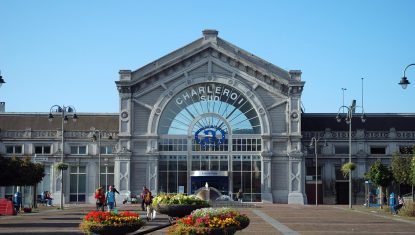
[0,102,5,112]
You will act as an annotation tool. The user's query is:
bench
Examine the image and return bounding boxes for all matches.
[36,195,47,206]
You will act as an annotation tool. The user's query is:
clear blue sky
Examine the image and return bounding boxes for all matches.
[1,0,414,114]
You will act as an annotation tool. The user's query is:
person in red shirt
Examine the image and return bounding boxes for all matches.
[95,187,106,211]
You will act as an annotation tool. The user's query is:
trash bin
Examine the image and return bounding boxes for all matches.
[390,192,396,214]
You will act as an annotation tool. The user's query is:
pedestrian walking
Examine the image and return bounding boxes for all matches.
[13,191,21,213]
[95,187,105,211]
[111,185,120,207]
[105,185,116,212]
[140,186,150,211]
[237,189,243,203]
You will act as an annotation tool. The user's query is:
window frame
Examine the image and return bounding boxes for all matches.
[70,145,87,155]
[34,144,52,155]
[5,144,23,155]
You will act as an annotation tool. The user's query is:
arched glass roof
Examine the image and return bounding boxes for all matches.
[158,83,261,135]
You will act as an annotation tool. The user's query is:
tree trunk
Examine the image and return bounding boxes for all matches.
[33,185,37,208]
[379,186,383,205]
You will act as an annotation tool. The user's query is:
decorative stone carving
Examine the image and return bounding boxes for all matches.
[120,110,129,121]
[388,127,397,139]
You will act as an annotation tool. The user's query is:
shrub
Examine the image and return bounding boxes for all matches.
[399,201,415,217]
[152,193,209,206]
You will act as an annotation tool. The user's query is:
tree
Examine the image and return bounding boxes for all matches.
[410,157,415,199]
[365,160,393,205]
[0,155,45,186]
[391,154,411,193]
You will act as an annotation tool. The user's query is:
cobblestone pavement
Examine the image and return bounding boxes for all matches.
[1,203,415,234]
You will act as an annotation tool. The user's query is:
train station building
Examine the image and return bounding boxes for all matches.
[0,30,414,206]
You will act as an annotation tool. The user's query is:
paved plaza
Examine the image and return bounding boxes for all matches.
[1,203,415,235]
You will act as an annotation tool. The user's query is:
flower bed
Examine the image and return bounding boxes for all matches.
[79,211,144,235]
[152,194,210,218]
[168,207,250,235]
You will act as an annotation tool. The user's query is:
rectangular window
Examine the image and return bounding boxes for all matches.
[35,145,51,154]
[100,146,114,154]
[6,145,23,154]
[335,146,349,154]
[232,138,261,152]
[100,165,114,191]
[191,156,201,171]
[37,166,51,194]
[158,155,187,194]
[159,138,188,152]
[69,166,86,203]
[70,145,87,155]
[370,147,386,155]
[220,155,228,171]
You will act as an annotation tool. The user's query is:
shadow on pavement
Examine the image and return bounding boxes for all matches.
[0,223,78,228]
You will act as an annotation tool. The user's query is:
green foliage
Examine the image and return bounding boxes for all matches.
[391,154,411,185]
[55,162,69,171]
[399,201,415,217]
[152,193,209,206]
[0,155,45,186]
[341,162,356,177]
[364,160,392,187]
[410,157,415,186]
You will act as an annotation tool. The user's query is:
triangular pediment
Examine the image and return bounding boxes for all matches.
[116,30,304,95]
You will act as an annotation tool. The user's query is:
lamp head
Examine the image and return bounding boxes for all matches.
[336,114,341,123]
[345,117,351,124]
[0,75,5,88]
[399,76,410,89]
[361,113,366,123]
[48,113,54,122]
[72,113,78,122]
[309,140,314,147]
[63,115,69,123]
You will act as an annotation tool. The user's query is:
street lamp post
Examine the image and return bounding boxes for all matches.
[309,137,321,206]
[91,130,113,188]
[48,105,78,209]
[398,63,415,89]
[336,100,366,209]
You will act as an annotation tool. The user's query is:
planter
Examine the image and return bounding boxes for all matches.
[80,211,144,235]
[239,217,250,230]
[156,204,210,218]
[88,223,144,235]
[190,227,238,235]
[168,207,249,235]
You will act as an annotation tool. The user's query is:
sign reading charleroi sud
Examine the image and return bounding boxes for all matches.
[175,83,246,107]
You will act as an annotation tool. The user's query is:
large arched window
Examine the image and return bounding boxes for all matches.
[158,83,261,136]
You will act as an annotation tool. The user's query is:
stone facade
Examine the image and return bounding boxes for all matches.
[1,30,414,206]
